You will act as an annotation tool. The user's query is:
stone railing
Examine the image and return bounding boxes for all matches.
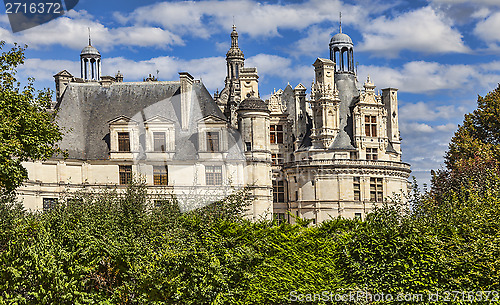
[283,159,411,172]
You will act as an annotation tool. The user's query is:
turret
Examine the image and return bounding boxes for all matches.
[80,34,101,81]
[226,25,245,82]
[329,23,355,74]
[237,95,273,220]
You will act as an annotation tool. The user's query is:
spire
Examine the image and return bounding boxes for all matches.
[231,24,239,48]
[88,27,91,45]
[339,12,342,33]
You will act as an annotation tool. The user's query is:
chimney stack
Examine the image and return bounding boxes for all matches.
[179,72,194,130]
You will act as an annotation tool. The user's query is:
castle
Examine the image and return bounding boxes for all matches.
[18,26,411,223]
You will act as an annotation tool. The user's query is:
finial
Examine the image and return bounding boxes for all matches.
[339,12,342,33]
[367,74,371,83]
[232,16,236,31]
[88,27,91,45]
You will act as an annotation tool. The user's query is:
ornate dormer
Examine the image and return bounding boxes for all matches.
[310,58,341,148]
[353,76,389,160]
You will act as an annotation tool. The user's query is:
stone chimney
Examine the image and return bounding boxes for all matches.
[179,72,194,130]
[53,70,73,103]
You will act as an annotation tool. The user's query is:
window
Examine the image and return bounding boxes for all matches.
[366,148,378,160]
[119,165,132,185]
[271,153,284,165]
[295,191,299,201]
[364,115,377,137]
[245,142,252,151]
[118,132,131,152]
[206,132,220,152]
[206,165,222,185]
[350,151,358,160]
[43,198,57,212]
[273,213,286,225]
[370,178,383,202]
[353,177,361,201]
[153,132,166,152]
[273,180,285,202]
[355,213,362,220]
[270,124,284,144]
[153,165,168,185]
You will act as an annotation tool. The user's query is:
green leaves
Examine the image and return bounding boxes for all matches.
[0,41,63,194]
[0,175,499,303]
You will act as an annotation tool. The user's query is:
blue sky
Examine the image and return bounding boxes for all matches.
[2,0,500,187]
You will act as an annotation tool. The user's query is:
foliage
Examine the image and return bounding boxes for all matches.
[0,41,63,193]
[0,176,498,304]
[445,84,500,171]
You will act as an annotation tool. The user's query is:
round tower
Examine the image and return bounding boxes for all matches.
[237,96,273,220]
[80,36,101,81]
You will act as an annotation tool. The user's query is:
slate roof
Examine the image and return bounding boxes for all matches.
[329,73,357,151]
[238,96,270,112]
[55,80,234,160]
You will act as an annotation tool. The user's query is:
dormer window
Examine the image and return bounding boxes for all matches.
[108,116,138,158]
[270,124,284,144]
[197,115,228,154]
[207,132,220,152]
[144,116,175,153]
[365,115,377,137]
[153,132,166,152]
[118,132,131,152]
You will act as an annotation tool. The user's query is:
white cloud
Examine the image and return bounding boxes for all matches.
[246,54,313,86]
[357,6,469,57]
[474,11,500,45]
[20,58,80,81]
[399,101,465,121]
[114,0,366,39]
[358,60,500,94]
[0,10,184,50]
[399,119,457,186]
[430,0,500,6]
[289,25,335,58]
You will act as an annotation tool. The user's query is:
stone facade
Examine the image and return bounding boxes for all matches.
[17,26,410,223]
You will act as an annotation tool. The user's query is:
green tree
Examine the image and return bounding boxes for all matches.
[445,84,500,171]
[0,41,63,194]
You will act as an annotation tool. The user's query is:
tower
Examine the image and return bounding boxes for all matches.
[80,32,101,81]
[221,25,245,127]
[237,96,273,220]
